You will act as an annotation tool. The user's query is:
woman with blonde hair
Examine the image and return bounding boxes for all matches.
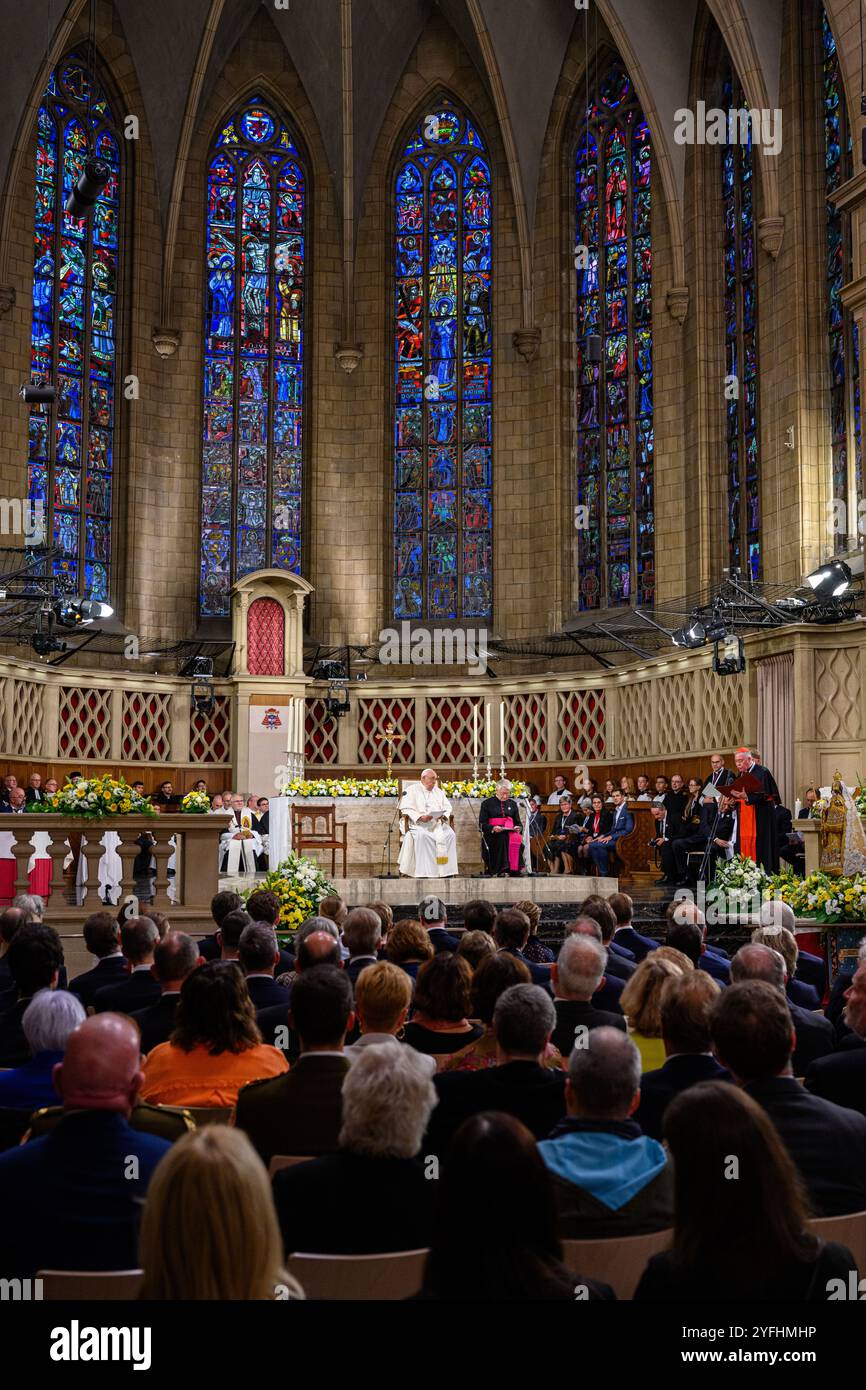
[139,1126,303,1300]
[619,954,684,1073]
[348,960,413,1050]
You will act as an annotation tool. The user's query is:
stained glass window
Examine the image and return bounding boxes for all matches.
[575,60,653,611]
[722,65,760,581]
[28,56,121,602]
[392,102,492,620]
[821,8,861,551]
[200,98,306,617]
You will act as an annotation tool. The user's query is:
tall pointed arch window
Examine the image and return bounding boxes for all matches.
[200,97,307,618]
[575,60,654,611]
[821,8,861,549]
[392,100,493,621]
[28,55,121,602]
[721,64,760,581]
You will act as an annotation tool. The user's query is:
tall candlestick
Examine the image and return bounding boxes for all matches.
[472,705,479,760]
[499,704,506,762]
[485,703,491,759]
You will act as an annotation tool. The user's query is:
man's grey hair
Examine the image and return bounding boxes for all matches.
[759,899,796,932]
[493,983,556,1055]
[343,907,382,957]
[731,942,787,990]
[556,934,607,998]
[341,1041,437,1158]
[568,1026,641,1118]
[22,988,85,1055]
[496,780,512,792]
[12,894,44,920]
[297,916,341,946]
[238,921,278,973]
[565,916,603,944]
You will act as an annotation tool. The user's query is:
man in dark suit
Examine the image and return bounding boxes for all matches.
[551,934,626,1058]
[635,971,730,1139]
[805,954,866,1116]
[576,897,636,979]
[0,787,27,814]
[730,943,834,1074]
[707,754,735,791]
[418,894,460,953]
[235,965,353,1166]
[24,773,46,805]
[665,917,730,986]
[0,1014,170,1276]
[255,929,342,1055]
[243,889,295,974]
[608,892,659,962]
[237,921,291,1011]
[0,923,65,1068]
[153,779,174,806]
[68,911,127,1009]
[650,804,678,885]
[424,984,566,1159]
[588,790,634,876]
[131,932,201,1053]
[196,889,243,961]
[93,916,161,1015]
[563,919,626,1014]
[343,907,382,990]
[493,909,552,989]
[713,980,866,1216]
[0,907,30,1011]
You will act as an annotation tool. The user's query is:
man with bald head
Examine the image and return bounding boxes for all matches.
[0,1014,171,1276]
[398,768,458,877]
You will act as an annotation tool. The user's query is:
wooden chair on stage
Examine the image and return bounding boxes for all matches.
[292,803,348,877]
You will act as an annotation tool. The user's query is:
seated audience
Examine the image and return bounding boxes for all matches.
[385,918,434,982]
[664,915,728,985]
[0,1014,172,1276]
[238,922,291,1010]
[634,972,727,1140]
[420,1113,611,1301]
[619,955,685,1073]
[215,908,253,961]
[343,907,383,988]
[634,1082,858,1301]
[67,911,125,1009]
[197,890,243,961]
[437,951,559,1073]
[418,894,459,953]
[402,953,483,1058]
[273,1043,438,1255]
[711,981,866,1216]
[578,896,635,978]
[462,899,498,936]
[255,927,343,1052]
[730,943,834,1075]
[456,930,496,971]
[551,934,627,1058]
[139,1127,303,1300]
[588,789,635,876]
[564,917,625,1015]
[140,961,288,1108]
[539,1027,673,1237]
[0,923,64,1068]
[318,894,348,935]
[0,907,28,1009]
[493,909,552,987]
[236,965,353,1164]
[667,897,730,963]
[347,961,412,1052]
[0,989,85,1113]
[759,899,825,998]
[608,891,658,961]
[243,889,294,974]
[806,948,866,1116]
[425,984,566,1156]
[131,933,201,1053]
[368,899,393,946]
[750,921,821,1009]
[12,893,44,923]
[515,899,554,965]
[544,794,584,874]
[94,916,162,1014]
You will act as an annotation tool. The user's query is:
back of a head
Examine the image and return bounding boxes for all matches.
[568,1026,641,1119]
[414,950,473,1022]
[493,983,556,1056]
[296,931,342,971]
[457,930,496,971]
[218,909,254,952]
[579,896,617,944]
[238,921,278,974]
[318,895,347,926]
[55,1012,143,1112]
[385,919,433,965]
[731,942,786,991]
[663,1081,809,1277]
[82,910,120,959]
[7,923,63,996]
[343,907,382,958]
[462,899,498,935]
[514,900,542,933]
[759,898,796,934]
[471,951,531,1024]
[210,890,242,929]
[620,955,683,1037]
[153,933,200,986]
[664,919,703,966]
[418,895,447,929]
[659,971,720,1054]
[22,988,86,1056]
[565,915,603,944]
[354,960,412,1034]
[666,897,706,930]
[0,906,27,949]
[711,981,793,1082]
[12,893,43,922]
[290,965,353,1047]
[121,916,160,965]
[750,924,797,976]
[139,1126,298,1300]
[341,1041,436,1157]
[368,900,393,935]
[245,889,280,926]
[555,933,607,1000]
[494,908,530,952]
[296,916,340,947]
[173,961,259,1055]
[608,892,633,927]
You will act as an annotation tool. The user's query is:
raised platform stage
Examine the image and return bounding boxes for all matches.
[325,875,619,907]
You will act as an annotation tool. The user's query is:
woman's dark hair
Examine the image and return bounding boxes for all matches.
[423,1113,574,1299]
[663,1081,814,1283]
[470,952,531,1024]
[413,952,473,1022]
[590,794,604,810]
[171,961,262,1056]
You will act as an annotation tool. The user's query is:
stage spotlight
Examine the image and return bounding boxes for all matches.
[713,633,746,677]
[180,654,214,679]
[56,598,113,627]
[192,681,215,716]
[805,559,852,599]
[672,619,705,649]
[65,158,112,218]
[18,382,55,405]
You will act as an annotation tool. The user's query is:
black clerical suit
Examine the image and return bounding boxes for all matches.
[733,760,781,872]
[479,795,525,874]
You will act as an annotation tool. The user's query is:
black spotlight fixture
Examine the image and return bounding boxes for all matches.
[19,381,55,405]
[672,619,706,649]
[713,633,746,677]
[324,681,350,719]
[65,158,112,219]
[805,558,852,600]
[55,597,114,628]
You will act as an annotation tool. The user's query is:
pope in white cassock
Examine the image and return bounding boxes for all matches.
[398,768,458,878]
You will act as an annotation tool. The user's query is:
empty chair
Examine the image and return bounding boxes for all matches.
[286,1248,429,1301]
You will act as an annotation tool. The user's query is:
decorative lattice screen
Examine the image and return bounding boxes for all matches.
[425,696,484,765]
[358,697,415,766]
[656,673,699,755]
[11,681,44,757]
[305,698,339,765]
[58,686,112,758]
[189,694,231,763]
[699,667,746,748]
[504,693,546,761]
[557,690,606,760]
[614,683,654,760]
[121,691,171,761]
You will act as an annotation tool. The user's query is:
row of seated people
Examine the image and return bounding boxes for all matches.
[0,889,863,1299]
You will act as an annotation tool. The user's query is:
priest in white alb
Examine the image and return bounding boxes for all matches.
[398,768,458,878]
[219,794,263,874]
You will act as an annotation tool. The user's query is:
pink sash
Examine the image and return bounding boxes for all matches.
[489,816,522,872]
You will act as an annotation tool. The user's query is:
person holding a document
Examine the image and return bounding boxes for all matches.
[398,768,458,877]
[728,746,781,873]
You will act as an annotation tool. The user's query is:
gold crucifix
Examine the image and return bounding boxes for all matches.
[375,722,398,776]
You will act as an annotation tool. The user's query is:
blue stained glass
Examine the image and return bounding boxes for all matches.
[200,97,307,615]
[393,100,492,619]
[28,56,120,601]
[575,60,653,609]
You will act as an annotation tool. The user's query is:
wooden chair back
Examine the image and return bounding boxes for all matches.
[561,1228,672,1300]
[286,1248,429,1301]
[39,1269,144,1300]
